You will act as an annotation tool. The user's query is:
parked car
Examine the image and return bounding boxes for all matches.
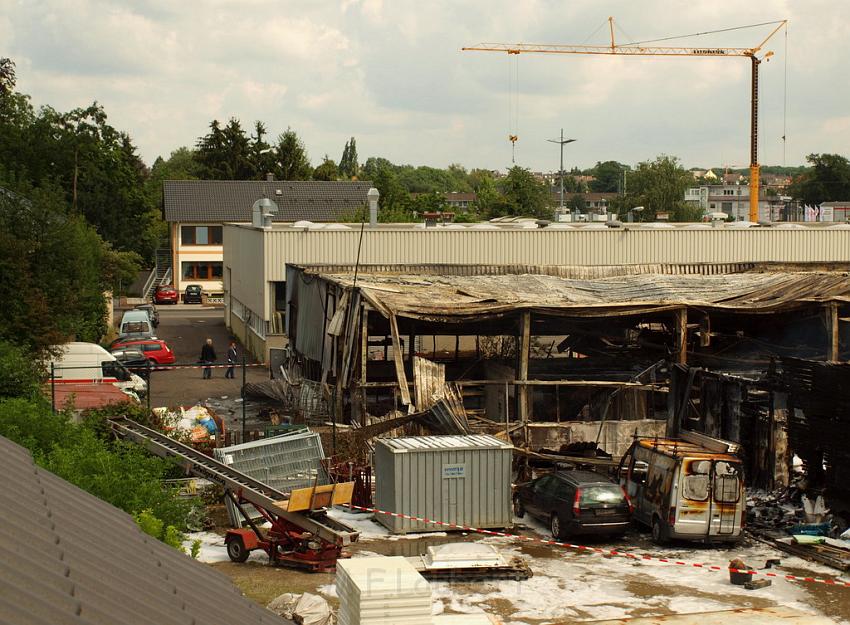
[154,284,179,305]
[514,470,632,539]
[110,338,175,365]
[118,309,156,340]
[134,303,159,327]
[110,348,150,378]
[618,431,745,544]
[184,284,203,304]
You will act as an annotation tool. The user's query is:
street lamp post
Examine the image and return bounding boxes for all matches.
[547,130,576,211]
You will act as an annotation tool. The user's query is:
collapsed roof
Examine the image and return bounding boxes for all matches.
[294,264,850,322]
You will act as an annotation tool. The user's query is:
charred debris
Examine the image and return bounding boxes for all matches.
[274,263,850,552]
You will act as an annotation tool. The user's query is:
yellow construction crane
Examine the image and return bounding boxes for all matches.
[463,17,787,222]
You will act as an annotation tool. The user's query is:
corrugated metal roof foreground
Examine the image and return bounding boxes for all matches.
[163,180,372,223]
[378,435,513,452]
[0,435,289,625]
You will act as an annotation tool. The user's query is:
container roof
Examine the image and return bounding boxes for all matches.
[378,434,513,452]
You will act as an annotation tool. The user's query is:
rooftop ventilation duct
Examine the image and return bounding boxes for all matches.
[367,187,379,227]
[252,197,278,229]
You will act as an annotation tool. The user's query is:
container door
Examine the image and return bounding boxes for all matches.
[711,460,742,536]
[675,458,712,538]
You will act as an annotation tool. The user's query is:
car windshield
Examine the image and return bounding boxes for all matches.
[580,485,624,505]
[123,322,149,333]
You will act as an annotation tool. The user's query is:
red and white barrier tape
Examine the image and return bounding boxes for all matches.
[126,363,268,371]
[348,504,850,589]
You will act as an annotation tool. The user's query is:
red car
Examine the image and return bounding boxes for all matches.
[110,339,176,365]
[154,285,179,305]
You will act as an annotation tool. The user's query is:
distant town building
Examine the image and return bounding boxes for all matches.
[443,192,476,210]
[550,191,618,212]
[684,184,786,221]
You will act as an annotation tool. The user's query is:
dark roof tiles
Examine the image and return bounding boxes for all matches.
[163,179,373,223]
[0,435,290,625]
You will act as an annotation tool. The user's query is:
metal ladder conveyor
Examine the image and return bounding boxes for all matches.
[110,418,358,547]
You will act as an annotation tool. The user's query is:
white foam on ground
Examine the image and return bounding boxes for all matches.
[184,531,268,564]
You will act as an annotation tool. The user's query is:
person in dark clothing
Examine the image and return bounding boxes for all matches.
[225,341,238,379]
[200,338,216,379]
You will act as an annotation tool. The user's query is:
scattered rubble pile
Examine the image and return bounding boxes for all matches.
[748,487,850,571]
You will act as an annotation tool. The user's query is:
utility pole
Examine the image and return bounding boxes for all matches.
[547,130,576,210]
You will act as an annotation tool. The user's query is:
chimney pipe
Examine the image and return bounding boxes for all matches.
[266,172,274,181]
[367,187,380,227]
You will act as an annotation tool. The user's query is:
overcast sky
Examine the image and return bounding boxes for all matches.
[2,1,846,172]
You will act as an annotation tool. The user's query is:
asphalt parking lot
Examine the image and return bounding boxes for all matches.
[140,305,269,411]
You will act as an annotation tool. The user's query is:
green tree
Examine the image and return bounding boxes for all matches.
[495,166,551,219]
[0,341,42,399]
[0,57,15,96]
[590,161,629,193]
[566,193,586,213]
[275,128,312,180]
[410,191,446,214]
[339,137,359,179]
[613,155,697,222]
[195,118,253,179]
[313,155,339,181]
[469,169,499,217]
[789,153,850,205]
[0,185,123,352]
[249,121,277,179]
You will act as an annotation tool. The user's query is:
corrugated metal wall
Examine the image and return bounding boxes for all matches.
[223,225,268,316]
[225,225,850,319]
[374,440,513,533]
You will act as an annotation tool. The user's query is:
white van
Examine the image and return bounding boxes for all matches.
[49,342,147,397]
[618,431,745,544]
[118,310,155,339]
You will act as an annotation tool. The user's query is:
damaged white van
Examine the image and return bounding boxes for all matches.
[618,431,745,544]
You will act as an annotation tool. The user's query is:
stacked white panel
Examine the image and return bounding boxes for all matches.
[336,556,432,625]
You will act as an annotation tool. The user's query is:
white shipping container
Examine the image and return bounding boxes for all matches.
[374,435,513,534]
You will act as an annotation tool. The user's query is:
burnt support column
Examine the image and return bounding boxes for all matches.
[518,311,531,448]
[827,302,839,362]
[359,306,369,425]
[674,308,688,365]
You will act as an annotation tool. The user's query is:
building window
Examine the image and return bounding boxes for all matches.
[182,261,223,280]
[181,225,223,246]
[722,202,733,212]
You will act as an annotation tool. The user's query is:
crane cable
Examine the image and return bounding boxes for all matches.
[782,23,789,167]
[622,19,788,46]
[508,55,519,163]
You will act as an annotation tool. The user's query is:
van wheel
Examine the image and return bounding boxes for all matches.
[550,513,565,540]
[651,516,669,544]
[513,497,525,519]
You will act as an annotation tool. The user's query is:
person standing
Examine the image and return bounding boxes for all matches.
[200,338,216,379]
[225,340,238,379]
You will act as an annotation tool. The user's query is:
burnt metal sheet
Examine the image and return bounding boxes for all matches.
[414,356,446,411]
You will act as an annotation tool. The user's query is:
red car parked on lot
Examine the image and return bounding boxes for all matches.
[154,285,179,305]
[110,339,176,365]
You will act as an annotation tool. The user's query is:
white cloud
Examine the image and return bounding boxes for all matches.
[3,0,848,172]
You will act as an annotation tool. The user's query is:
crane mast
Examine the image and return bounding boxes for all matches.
[464,17,787,222]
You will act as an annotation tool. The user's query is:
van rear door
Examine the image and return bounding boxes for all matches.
[674,458,712,538]
[709,460,743,537]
